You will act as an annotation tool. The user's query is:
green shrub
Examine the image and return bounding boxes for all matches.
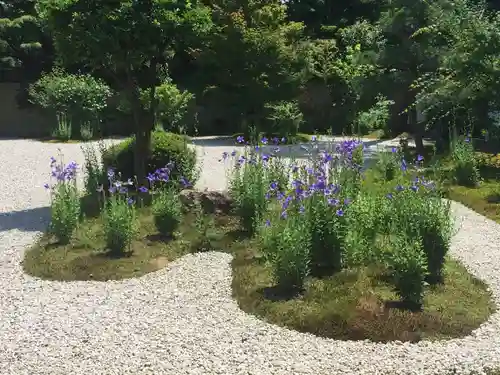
[260,215,311,291]
[354,95,394,135]
[265,100,304,139]
[80,120,94,141]
[388,180,453,285]
[151,80,195,133]
[152,188,182,236]
[100,173,137,255]
[387,234,428,309]
[344,192,387,266]
[304,191,346,275]
[102,131,198,186]
[191,200,214,252]
[52,113,72,141]
[376,147,400,181]
[228,148,268,234]
[81,142,107,197]
[451,136,480,187]
[102,195,137,254]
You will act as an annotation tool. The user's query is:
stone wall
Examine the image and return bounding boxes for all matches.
[0,83,54,138]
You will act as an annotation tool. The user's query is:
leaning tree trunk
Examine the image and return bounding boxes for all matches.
[130,63,158,186]
[408,90,425,156]
[127,79,149,186]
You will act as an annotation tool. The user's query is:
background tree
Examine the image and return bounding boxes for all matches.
[189,0,305,135]
[0,0,53,103]
[414,0,500,142]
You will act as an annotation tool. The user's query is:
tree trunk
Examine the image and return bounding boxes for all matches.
[408,91,425,156]
[126,76,149,185]
[125,54,158,186]
[413,122,425,156]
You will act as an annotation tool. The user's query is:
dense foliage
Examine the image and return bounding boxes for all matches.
[1,0,500,161]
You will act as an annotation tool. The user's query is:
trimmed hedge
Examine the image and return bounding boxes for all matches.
[102,131,197,186]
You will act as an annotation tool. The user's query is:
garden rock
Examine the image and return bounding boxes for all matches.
[179,188,233,214]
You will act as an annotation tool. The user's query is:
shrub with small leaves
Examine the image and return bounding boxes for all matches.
[228,146,268,235]
[102,131,197,186]
[81,141,107,197]
[52,112,72,141]
[304,191,347,275]
[344,192,387,266]
[191,199,214,252]
[29,69,112,139]
[146,164,189,237]
[387,156,452,285]
[80,120,94,141]
[265,100,304,139]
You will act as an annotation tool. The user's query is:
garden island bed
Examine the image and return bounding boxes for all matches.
[23,132,495,344]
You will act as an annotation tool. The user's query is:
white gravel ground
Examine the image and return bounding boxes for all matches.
[1,137,500,375]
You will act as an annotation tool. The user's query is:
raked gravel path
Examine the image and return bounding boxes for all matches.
[1,137,500,375]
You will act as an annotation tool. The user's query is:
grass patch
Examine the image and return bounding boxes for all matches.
[231,240,494,342]
[447,179,500,223]
[442,151,500,224]
[23,205,238,281]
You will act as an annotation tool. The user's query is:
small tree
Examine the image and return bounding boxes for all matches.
[37,0,212,183]
[265,100,303,138]
[141,79,195,133]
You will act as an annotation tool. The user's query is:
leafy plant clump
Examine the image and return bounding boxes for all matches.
[226,135,453,307]
[451,135,480,187]
[45,156,81,244]
[148,165,184,237]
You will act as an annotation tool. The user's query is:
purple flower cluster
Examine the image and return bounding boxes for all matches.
[387,154,436,199]
[236,135,286,145]
[97,168,135,205]
[44,157,78,189]
[271,138,364,222]
[336,139,363,155]
[145,162,191,189]
[227,135,437,229]
[98,163,191,206]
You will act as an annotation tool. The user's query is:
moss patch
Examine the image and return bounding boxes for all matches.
[23,206,238,281]
[232,243,495,342]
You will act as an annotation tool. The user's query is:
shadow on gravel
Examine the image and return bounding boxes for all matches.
[0,207,50,233]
